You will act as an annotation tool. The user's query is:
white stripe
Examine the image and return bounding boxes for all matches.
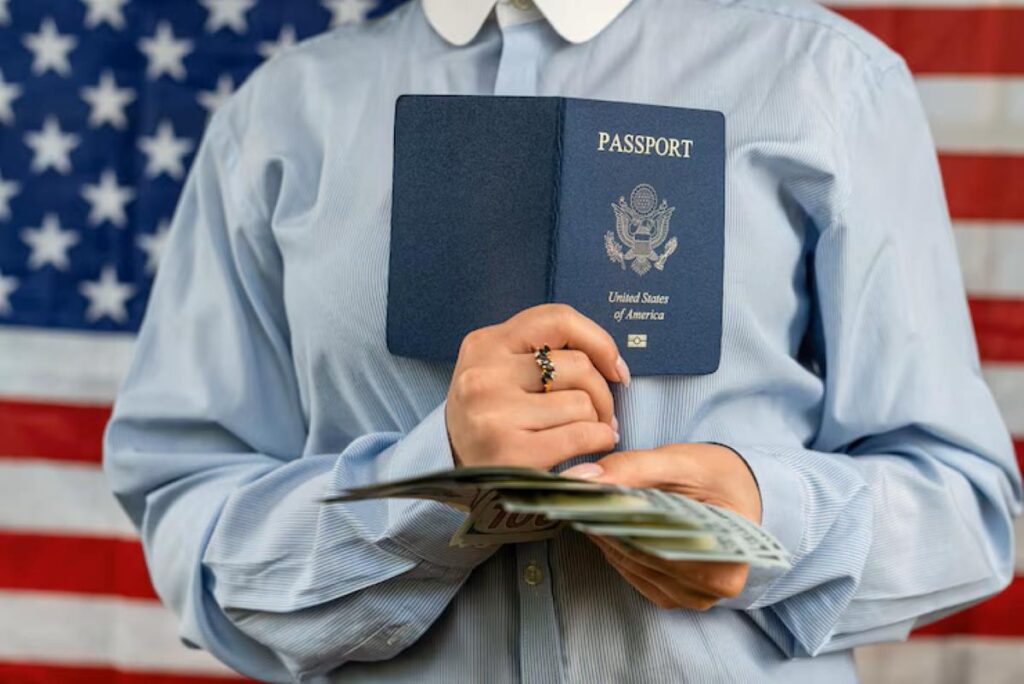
[0,460,136,538]
[0,327,135,403]
[918,77,1024,154]
[955,222,1024,298]
[0,591,238,677]
[857,638,1024,684]
[984,364,1024,435]
[1016,516,1024,574]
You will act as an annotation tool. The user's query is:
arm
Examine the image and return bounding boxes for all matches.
[103,110,494,682]
[572,59,1021,657]
[105,104,627,680]
[720,59,1022,656]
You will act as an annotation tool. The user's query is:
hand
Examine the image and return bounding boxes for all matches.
[446,303,631,469]
[563,443,762,610]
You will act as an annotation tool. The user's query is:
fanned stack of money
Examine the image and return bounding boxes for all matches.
[322,466,791,569]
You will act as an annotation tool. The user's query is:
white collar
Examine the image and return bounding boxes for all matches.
[422,0,633,46]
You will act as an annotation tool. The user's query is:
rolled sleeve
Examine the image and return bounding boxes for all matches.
[713,443,806,609]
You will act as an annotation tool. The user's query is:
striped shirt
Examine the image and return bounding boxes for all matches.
[104,0,1023,681]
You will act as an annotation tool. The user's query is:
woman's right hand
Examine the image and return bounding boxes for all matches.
[445,303,631,469]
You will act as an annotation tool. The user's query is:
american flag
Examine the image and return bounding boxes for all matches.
[0,0,1019,681]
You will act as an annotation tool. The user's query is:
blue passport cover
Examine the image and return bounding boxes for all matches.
[388,95,725,376]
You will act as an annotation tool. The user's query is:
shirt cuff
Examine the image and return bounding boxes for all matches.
[381,400,498,570]
[712,443,806,610]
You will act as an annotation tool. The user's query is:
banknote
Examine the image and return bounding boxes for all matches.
[321,466,792,570]
[450,490,564,548]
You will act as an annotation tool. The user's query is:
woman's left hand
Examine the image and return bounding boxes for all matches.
[561,443,762,610]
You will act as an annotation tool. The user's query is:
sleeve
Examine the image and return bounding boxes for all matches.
[102,107,495,683]
[715,60,1023,656]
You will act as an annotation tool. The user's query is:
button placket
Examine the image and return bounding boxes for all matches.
[515,542,564,684]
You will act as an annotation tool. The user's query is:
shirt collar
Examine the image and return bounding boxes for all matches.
[422,0,634,46]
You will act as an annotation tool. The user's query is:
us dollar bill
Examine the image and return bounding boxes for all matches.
[321,467,792,569]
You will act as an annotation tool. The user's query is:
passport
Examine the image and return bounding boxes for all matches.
[387,95,725,376]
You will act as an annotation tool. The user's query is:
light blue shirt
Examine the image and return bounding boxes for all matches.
[103,1,1023,682]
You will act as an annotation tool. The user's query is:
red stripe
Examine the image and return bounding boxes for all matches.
[832,7,1024,75]
[970,299,1024,364]
[0,533,156,600]
[0,399,108,462]
[914,575,1024,637]
[940,155,1024,222]
[0,663,245,683]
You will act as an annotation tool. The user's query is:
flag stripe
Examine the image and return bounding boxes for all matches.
[984,365,1024,434]
[831,7,1024,75]
[0,399,109,462]
[971,299,1024,363]
[0,328,135,404]
[914,576,1024,637]
[0,591,237,676]
[828,1,1024,6]
[940,154,1024,221]
[917,78,1024,154]
[955,222,1024,298]
[0,533,155,600]
[0,460,135,538]
[0,663,245,684]
[857,636,1024,684]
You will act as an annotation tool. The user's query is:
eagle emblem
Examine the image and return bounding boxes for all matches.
[604,183,677,276]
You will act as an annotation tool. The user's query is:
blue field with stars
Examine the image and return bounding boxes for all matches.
[0,0,402,332]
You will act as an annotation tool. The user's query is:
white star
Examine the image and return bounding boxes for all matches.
[23,17,77,77]
[323,0,373,28]
[81,0,129,30]
[0,269,17,315]
[139,21,192,81]
[258,24,297,60]
[81,70,135,129]
[0,0,10,26]
[137,219,171,274]
[25,116,80,174]
[197,74,234,115]
[139,121,193,179]
[0,172,18,220]
[80,265,135,323]
[201,0,254,33]
[21,214,79,270]
[0,69,21,124]
[81,169,135,227]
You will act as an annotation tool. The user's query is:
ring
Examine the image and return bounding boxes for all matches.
[533,344,556,393]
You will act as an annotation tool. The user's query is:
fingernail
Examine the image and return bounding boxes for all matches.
[615,356,631,387]
[611,415,619,433]
[562,463,604,480]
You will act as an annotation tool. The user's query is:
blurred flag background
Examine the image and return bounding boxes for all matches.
[0,0,1019,681]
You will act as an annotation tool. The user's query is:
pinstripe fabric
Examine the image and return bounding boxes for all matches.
[103,0,1021,681]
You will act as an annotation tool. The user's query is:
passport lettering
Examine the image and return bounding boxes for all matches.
[597,131,693,158]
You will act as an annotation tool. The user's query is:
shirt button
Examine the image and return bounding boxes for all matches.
[523,561,544,586]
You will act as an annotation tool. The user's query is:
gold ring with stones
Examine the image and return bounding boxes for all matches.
[533,344,556,393]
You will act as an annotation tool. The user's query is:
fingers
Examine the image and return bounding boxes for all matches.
[518,390,598,429]
[591,535,720,610]
[502,304,629,385]
[513,349,615,426]
[588,535,744,607]
[605,557,680,609]
[590,446,705,489]
[611,557,720,611]
[596,535,748,599]
[523,421,618,470]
